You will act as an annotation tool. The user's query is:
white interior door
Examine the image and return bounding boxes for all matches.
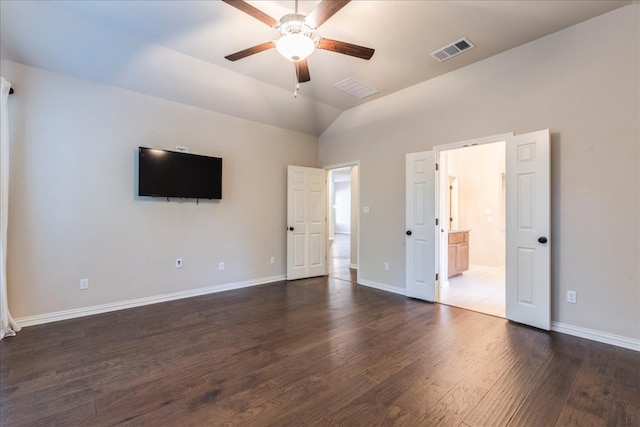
[505,129,551,330]
[287,165,327,280]
[406,151,437,301]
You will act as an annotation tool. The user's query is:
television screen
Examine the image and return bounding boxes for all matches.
[138,147,222,199]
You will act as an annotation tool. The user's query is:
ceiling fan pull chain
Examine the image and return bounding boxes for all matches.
[294,81,300,98]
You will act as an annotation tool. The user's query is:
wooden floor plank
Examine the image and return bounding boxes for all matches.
[608,399,640,427]
[261,374,378,427]
[462,325,555,426]
[326,401,421,426]
[508,350,583,426]
[1,276,638,426]
[420,380,488,426]
[562,370,615,420]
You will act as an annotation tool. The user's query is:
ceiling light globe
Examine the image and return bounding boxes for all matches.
[275,34,315,62]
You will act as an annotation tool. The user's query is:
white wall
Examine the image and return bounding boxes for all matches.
[2,60,318,319]
[319,5,640,341]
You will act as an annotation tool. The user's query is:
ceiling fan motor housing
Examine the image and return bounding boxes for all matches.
[278,13,314,36]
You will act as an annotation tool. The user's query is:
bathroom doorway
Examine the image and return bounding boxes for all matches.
[438,142,506,317]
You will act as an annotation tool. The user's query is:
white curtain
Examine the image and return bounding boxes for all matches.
[1,77,20,340]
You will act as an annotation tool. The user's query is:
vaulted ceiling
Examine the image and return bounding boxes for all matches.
[0,1,631,136]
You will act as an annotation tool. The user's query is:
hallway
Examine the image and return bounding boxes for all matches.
[328,233,356,282]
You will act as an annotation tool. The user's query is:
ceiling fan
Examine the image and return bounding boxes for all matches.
[222,0,375,87]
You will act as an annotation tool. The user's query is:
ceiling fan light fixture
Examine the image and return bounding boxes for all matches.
[275,33,315,62]
[222,0,375,83]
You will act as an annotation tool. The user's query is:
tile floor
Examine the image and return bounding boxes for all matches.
[439,264,505,318]
[329,234,504,318]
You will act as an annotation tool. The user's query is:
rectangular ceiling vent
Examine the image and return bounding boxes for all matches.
[333,78,379,99]
[431,37,475,62]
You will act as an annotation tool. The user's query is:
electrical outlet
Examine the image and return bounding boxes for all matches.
[80,278,89,290]
[270,256,275,265]
[176,258,183,268]
[567,290,577,304]
[384,262,389,271]
[219,262,225,271]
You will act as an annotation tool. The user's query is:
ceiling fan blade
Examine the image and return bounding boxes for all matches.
[295,59,311,83]
[225,41,275,61]
[222,0,278,27]
[317,38,375,60]
[305,0,350,28]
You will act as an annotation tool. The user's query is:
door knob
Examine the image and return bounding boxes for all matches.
[538,236,548,244]
[406,230,412,236]
[288,227,294,231]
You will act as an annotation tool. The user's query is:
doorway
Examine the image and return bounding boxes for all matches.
[406,130,551,330]
[327,165,358,282]
[438,141,506,317]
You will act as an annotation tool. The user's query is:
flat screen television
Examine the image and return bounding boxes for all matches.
[138,147,222,199]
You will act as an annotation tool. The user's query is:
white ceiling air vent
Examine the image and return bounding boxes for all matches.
[431,37,475,62]
[333,77,379,99]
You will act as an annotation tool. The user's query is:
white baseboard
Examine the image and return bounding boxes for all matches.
[15,275,286,328]
[551,321,640,352]
[356,282,638,351]
[357,278,406,296]
[15,275,638,353]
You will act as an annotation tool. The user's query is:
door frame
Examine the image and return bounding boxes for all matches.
[323,161,360,283]
[434,133,513,296]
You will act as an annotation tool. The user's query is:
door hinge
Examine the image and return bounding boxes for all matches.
[435,163,439,171]
[435,218,439,226]
[436,273,439,281]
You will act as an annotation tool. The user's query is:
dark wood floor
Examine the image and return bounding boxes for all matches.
[1,275,639,426]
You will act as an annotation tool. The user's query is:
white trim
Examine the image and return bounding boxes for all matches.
[551,321,639,352]
[17,275,637,352]
[15,275,286,328]
[358,278,406,296]
[348,263,358,270]
[434,132,513,152]
[356,280,638,352]
[323,160,360,170]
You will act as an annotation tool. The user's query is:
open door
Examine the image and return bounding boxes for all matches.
[505,129,551,330]
[287,166,327,280]
[405,151,437,301]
